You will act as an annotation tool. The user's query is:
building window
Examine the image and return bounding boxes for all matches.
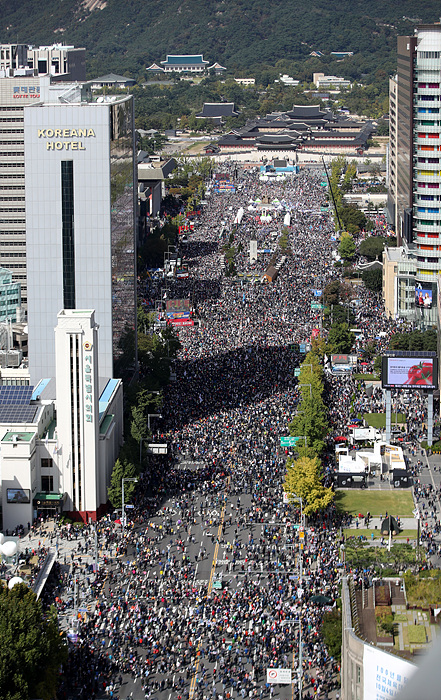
[41,475,53,492]
[41,458,53,469]
[61,160,75,309]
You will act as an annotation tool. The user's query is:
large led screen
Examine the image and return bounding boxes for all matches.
[415,283,433,310]
[382,356,438,390]
[7,488,30,504]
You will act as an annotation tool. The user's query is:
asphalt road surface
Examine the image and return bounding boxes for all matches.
[101,469,311,700]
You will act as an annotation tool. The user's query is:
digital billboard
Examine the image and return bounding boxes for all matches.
[382,355,438,389]
[415,282,433,310]
[166,311,190,320]
[7,488,30,504]
[166,299,190,314]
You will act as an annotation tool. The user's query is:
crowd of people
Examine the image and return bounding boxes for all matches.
[59,166,349,699]
[20,163,434,699]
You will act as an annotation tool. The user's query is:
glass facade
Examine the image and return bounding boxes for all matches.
[61,160,75,309]
[109,98,137,375]
[396,36,417,243]
[0,266,21,321]
[413,27,441,290]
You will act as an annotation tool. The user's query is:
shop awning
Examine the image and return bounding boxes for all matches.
[33,492,64,504]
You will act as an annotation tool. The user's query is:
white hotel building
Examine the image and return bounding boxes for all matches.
[0,78,137,528]
[24,78,137,383]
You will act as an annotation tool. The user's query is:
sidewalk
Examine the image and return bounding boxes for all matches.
[344,516,417,533]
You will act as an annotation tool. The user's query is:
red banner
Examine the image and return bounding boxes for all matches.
[169,318,194,327]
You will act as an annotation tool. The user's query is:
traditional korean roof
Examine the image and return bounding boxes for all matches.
[256,134,298,144]
[218,134,252,146]
[288,105,326,119]
[161,54,209,66]
[89,73,136,85]
[196,102,239,118]
[207,62,227,72]
[146,63,165,72]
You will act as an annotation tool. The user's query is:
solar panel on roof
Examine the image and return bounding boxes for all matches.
[0,386,34,405]
[0,406,37,423]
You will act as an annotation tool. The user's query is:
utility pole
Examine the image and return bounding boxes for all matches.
[94,523,98,576]
[122,477,138,539]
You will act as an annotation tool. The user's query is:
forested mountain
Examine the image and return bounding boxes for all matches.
[1,0,439,81]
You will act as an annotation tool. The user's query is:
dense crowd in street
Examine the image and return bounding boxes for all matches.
[59,165,350,699]
[13,163,436,699]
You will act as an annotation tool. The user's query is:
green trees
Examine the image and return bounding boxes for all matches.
[107,384,164,507]
[279,227,290,252]
[328,160,372,235]
[323,280,352,306]
[326,323,354,354]
[358,236,386,260]
[338,231,356,261]
[131,403,150,445]
[321,610,342,660]
[0,584,67,700]
[362,267,382,292]
[138,330,180,384]
[289,352,329,456]
[340,206,372,234]
[322,281,354,352]
[323,303,353,328]
[389,329,437,352]
[107,457,138,508]
[290,402,330,458]
[376,120,389,136]
[109,300,177,504]
[139,221,177,268]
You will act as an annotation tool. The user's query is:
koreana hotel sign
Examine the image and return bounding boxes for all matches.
[38,128,96,150]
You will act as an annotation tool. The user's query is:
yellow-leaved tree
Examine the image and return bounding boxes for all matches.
[283,454,334,516]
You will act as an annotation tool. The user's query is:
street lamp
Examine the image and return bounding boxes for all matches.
[121,477,138,539]
[288,493,304,530]
[299,383,312,398]
[139,394,162,466]
[290,492,304,698]
[147,413,162,431]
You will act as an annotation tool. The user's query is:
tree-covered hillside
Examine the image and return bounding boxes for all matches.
[0,0,439,81]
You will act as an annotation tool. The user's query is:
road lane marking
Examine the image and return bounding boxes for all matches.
[189,481,229,699]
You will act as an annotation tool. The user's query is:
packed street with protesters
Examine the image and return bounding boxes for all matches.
[14,163,438,699]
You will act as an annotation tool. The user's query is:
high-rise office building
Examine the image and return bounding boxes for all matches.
[0,44,86,306]
[386,75,398,229]
[395,35,418,245]
[0,75,37,303]
[24,80,137,383]
[384,24,441,322]
[0,43,85,81]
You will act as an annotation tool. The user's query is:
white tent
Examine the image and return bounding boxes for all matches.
[234,207,244,225]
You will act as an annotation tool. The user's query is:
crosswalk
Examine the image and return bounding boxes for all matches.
[274,255,286,271]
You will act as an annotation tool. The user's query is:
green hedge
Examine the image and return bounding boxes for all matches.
[421,440,441,453]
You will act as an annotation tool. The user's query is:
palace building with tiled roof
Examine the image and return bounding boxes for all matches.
[216,105,373,157]
[160,55,209,73]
